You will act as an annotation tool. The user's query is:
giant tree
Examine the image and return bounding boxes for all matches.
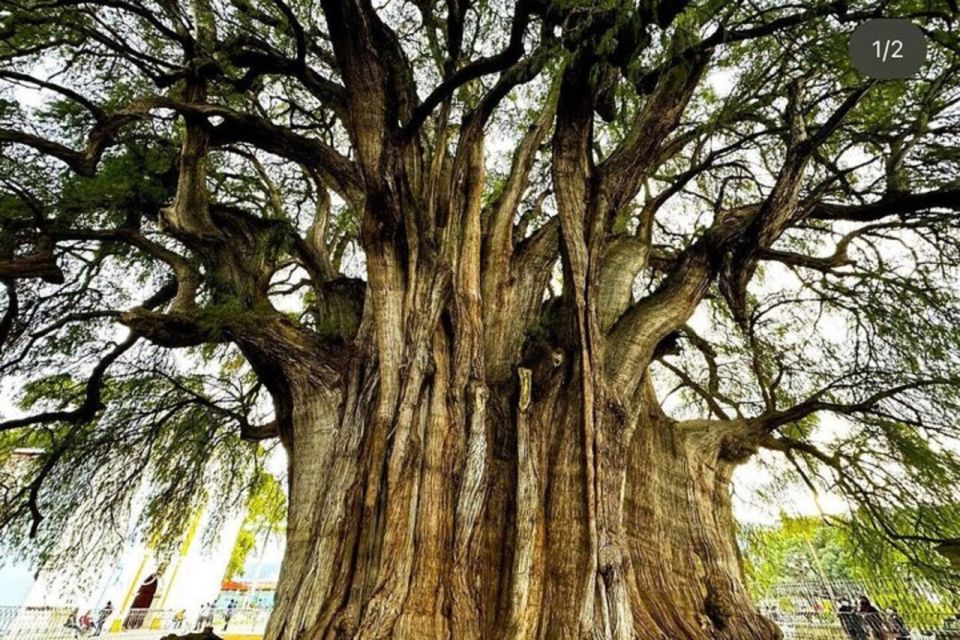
[2,1,960,638]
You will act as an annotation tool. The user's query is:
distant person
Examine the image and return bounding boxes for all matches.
[94,601,113,636]
[838,600,868,640]
[194,603,209,631]
[859,596,888,639]
[65,608,79,629]
[79,611,93,634]
[173,609,186,629]
[223,599,237,631]
[887,607,910,639]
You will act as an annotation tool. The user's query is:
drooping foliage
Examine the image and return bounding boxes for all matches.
[742,512,958,598]
[224,468,286,582]
[0,0,959,632]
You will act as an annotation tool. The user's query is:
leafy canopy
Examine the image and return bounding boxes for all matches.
[0,0,958,579]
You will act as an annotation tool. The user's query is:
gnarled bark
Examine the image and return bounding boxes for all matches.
[263,342,779,640]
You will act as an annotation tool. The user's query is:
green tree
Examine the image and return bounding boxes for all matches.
[744,512,960,630]
[1,1,960,639]
[743,515,855,597]
[742,512,959,598]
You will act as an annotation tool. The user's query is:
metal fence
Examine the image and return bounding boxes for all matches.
[6,584,956,640]
[0,606,270,639]
[190,607,271,635]
[760,578,960,639]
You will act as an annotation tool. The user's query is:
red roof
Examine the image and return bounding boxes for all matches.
[220,580,249,591]
[220,579,278,592]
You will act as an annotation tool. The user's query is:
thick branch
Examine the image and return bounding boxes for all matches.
[138,97,362,203]
[810,187,960,222]
[0,236,64,283]
[0,279,17,349]
[0,107,145,176]
[754,378,960,434]
[0,70,106,121]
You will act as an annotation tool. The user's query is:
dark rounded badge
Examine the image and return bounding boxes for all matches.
[849,19,927,79]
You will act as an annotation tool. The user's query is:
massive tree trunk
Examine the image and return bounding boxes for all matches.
[261,346,779,640]
[243,7,780,637]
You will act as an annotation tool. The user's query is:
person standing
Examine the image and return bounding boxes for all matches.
[887,607,910,640]
[173,609,186,629]
[859,596,888,640]
[94,601,113,636]
[64,608,79,629]
[78,610,93,635]
[838,600,869,640]
[64,608,80,638]
[223,599,237,631]
[194,603,209,631]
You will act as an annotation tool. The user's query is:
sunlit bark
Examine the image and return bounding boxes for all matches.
[261,357,778,640]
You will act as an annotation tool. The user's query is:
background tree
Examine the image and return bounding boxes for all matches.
[1,1,960,639]
[741,511,958,597]
[742,511,960,631]
[742,516,854,596]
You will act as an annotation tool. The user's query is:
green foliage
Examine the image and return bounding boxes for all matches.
[0,355,271,582]
[58,145,174,226]
[225,527,258,583]
[223,469,286,581]
[744,511,960,631]
[1,0,960,605]
[743,512,957,600]
[743,515,857,597]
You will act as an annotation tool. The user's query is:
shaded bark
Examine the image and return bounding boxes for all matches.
[252,14,778,635]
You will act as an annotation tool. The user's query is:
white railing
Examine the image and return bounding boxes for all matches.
[0,606,100,640]
[199,608,271,635]
[0,606,271,639]
[760,577,960,640]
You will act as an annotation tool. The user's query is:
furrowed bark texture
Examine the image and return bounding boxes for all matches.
[263,358,778,640]
[5,0,934,637]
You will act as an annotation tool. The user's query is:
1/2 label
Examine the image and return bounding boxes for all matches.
[849,20,926,79]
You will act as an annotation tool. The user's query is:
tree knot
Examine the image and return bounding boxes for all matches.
[704,585,736,631]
